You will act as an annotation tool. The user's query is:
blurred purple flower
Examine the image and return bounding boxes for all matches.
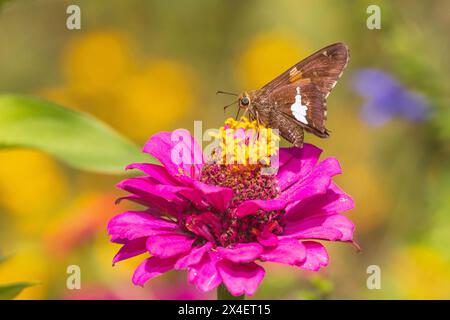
[352,69,429,126]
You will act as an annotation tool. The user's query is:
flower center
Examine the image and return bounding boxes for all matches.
[208,117,279,166]
[199,164,284,246]
[180,118,284,247]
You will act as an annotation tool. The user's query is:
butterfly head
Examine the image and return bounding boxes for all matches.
[238,92,252,109]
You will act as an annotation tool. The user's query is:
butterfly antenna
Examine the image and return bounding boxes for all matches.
[216,90,238,96]
[223,100,238,113]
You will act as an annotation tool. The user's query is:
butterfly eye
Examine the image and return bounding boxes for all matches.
[240,97,250,106]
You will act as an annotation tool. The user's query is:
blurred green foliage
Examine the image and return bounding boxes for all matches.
[0,282,36,299]
[0,95,151,174]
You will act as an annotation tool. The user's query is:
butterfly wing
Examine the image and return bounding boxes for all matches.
[259,43,348,143]
[261,42,349,98]
[268,82,328,138]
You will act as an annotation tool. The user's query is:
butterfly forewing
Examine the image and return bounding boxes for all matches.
[261,42,349,97]
[268,82,328,135]
[253,42,348,146]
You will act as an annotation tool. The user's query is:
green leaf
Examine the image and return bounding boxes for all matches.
[0,282,37,300]
[0,94,153,174]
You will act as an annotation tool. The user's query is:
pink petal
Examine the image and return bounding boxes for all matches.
[297,241,329,271]
[143,130,203,179]
[132,256,177,286]
[285,182,354,221]
[185,212,222,243]
[277,144,322,191]
[281,157,342,203]
[117,177,188,211]
[260,239,306,265]
[112,238,147,265]
[188,251,222,292]
[175,242,213,270]
[282,213,354,241]
[327,182,355,212]
[217,260,265,296]
[217,243,263,263]
[125,163,177,185]
[107,211,178,242]
[146,233,195,258]
[235,199,286,218]
[193,181,233,212]
[176,187,207,209]
[256,228,279,247]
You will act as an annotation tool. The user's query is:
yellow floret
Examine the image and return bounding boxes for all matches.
[209,117,280,165]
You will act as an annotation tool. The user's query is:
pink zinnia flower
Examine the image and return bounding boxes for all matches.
[108,128,355,297]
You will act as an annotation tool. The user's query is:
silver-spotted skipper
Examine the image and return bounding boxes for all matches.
[220,43,349,147]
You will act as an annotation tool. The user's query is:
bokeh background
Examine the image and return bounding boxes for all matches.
[0,0,449,299]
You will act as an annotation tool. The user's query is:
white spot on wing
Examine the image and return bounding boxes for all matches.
[291,87,308,125]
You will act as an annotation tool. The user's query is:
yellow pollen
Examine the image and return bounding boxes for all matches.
[209,117,280,165]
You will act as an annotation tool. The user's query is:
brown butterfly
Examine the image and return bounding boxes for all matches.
[221,43,349,147]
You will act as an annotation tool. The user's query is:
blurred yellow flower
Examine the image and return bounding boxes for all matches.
[392,245,450,299]
[0,149,68,235]
[62,31,136,96]
[39,31,196,143]
[339,164,389,232]
[237,32,311,89]
[117,60,194,141]
[0,246,49,299]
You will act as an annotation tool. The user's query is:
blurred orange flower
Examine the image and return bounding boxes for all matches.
[43,193,121,257]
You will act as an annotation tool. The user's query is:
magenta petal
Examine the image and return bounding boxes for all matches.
[107,211,178,242]
[277,144,322,191]
[176,187,207,209]
[281,157,342,203]
[260,239,306,265]
[112,238,147,265]
[326,182,355,212]
[217,243,263,263]
[126,163,177,185]
[175,243,213,270]
[217,260,265,296]
[282,213,354,241]
[146,233,195,258]
[285,182,354,221]
[193,181,233,212]
[257,228,279,247]
[297,241,329,271]
[117,178,188,208]
[132,256,177,286]
[143,130,203,179]
[188,251,222,292]
[235,199,286,218]
[184,212,222,243]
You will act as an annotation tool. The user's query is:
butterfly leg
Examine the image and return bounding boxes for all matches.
[255,110,262,126]
[240,108,249,120]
